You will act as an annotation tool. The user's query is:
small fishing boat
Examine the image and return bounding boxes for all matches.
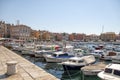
[34,50,53,58]
[44,51,74,63]
[112,56,120,64]
[101,51,120,61]
[98,63,120,80]
[61,55,96,71]
[81,62,106,75]
[90,50,104,58]
[73,48,84,56]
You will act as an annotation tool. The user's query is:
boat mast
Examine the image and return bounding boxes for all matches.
[102,25,104,33]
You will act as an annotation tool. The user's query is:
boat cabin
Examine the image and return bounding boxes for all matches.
[52,52,72,58]
[68,57,85,64]
[104,64,120,77]
[94,50,104,54]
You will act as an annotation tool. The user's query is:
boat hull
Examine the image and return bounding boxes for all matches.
[35,53,44,58]
[62,64,84,71]
[45,57,68,63]
[112,59,120,63]
[82,70,102,76]
[98,71,120,80]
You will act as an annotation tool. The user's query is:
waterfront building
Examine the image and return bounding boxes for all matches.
[100,32,116,41]
[83,34,99,42]
[116,33,120,41]
[52,33,62,41]
[84,35,91,42]
[10,24,31,41]
[68,33,86,41]
[0,21,5,38]
[30,30,40,41]
[76,33,86,41]
[62,33,69,41]
[38,30,51,41]
[69,33,75,41]
[0,21,11,38]
[89,34,99,42]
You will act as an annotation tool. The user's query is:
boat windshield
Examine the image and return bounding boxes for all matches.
[105,68,112,73]
[113,70,120,76]
[78,60,84,63]
[53,53,68,57]
[99,52,103,54]
[59,53,68,57]
[53,54,57,57]
[69,60,76,63]
[95,52,103,54]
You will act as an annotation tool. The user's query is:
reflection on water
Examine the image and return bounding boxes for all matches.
[61,70,81,80]
[16,53,102,80]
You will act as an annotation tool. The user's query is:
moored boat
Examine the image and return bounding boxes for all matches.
[98,63,120,80]
[101,51,120,61]
[61,55,96,71]
[34,50,53,58]
[44,51,74,63]
[89,50,105,58]
[81,62,106,76]
[112,56,120,64]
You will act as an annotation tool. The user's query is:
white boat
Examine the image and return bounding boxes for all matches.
[5,42,22,51]
[81,62,106,75]
[11,43,22,51]
[34,50,53,58]
[35,44,61,51]
[114,46,120,52]
[21,49,35,56]
[112,56,120,63]
[73,48,84,56]
[44,51,74,63]
[90,50,105,58]
[44,45,76,63]
[101,51,120,61]
[63,45,75,56]
[23,43,35,50]
[105,44,114,51]
[61,55,96,71]
[98,63,120,80]
[21,43,35,55]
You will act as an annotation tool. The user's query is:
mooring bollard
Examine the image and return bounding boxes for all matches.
[6,61,17,75]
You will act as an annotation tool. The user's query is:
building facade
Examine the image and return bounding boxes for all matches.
[0,21,11,38]
[116,33,120,41]
[10,25,31,41]
[0,21,5,38]
[100,32,116,41]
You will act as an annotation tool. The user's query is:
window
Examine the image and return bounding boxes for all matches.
[78,60,84,63]
[59,53,68,57]
[113,70,120,76]
[95,52,98,54]
[72,60,76,63]
[105,68,112,73]
[69,60,72,62]
[53,54,57,57]
[99,52,103,54]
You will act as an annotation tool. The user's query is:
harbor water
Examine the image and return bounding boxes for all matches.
[15,51,109,80]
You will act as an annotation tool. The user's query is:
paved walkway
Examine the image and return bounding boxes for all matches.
[0,46,58,80]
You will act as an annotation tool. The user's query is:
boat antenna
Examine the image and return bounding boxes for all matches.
[102,25,104,33]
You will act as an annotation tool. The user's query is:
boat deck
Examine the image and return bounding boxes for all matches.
[81,62,106,70]
[0,46,58,80]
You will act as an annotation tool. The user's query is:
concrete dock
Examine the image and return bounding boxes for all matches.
[0,46,58,80]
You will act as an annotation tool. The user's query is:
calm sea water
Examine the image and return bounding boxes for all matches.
[18,54,107,80]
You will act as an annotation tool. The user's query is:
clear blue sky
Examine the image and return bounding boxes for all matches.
[0,0,120,35]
